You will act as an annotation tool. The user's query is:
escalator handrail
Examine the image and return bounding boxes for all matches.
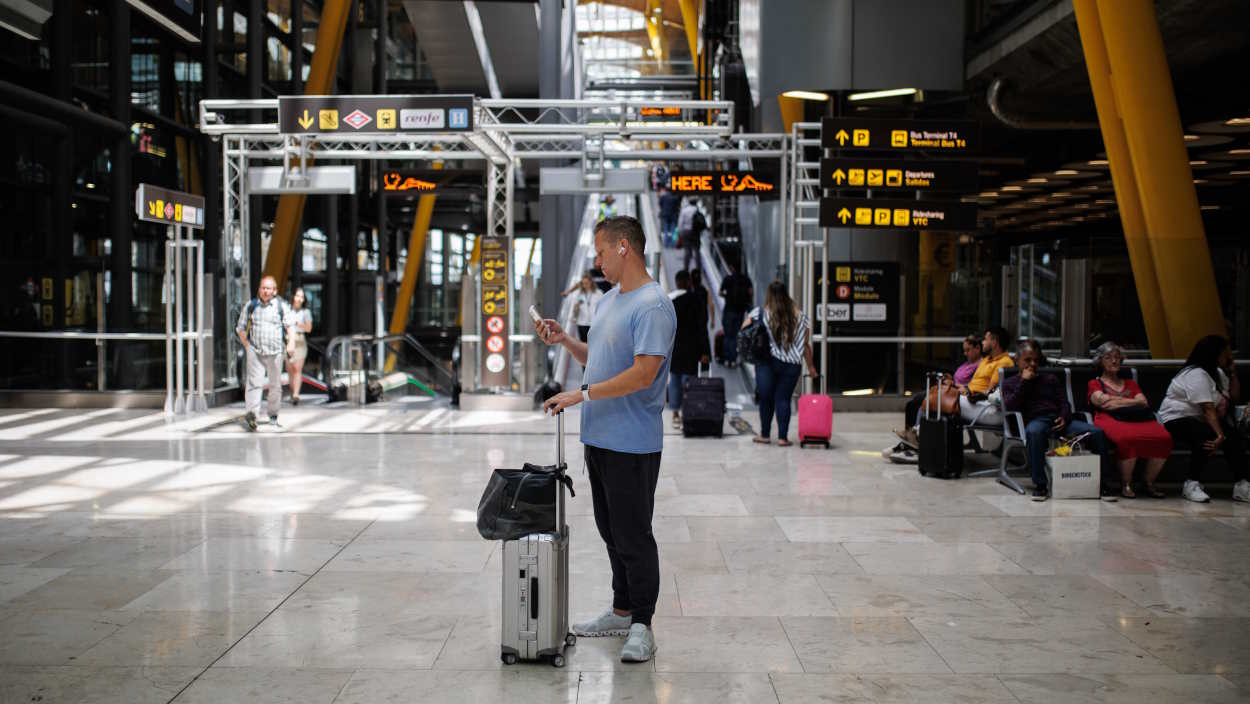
[325,332,457,388]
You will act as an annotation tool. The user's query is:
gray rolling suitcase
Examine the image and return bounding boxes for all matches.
[501,411,575,667]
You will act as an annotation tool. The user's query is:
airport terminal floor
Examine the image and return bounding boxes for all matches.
[1,406,1249,703]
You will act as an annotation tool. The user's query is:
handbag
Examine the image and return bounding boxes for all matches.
[1097,379,1155,423]
[737,316,772,365]
[922,376,960,417]
[476,463,574,541]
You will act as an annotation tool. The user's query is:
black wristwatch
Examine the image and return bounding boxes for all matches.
[581,383,590,402]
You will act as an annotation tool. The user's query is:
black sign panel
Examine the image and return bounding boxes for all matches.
[665,170,779,197]
[134,184,205,229]
[815,262,899,332]
[820,117,980,153]
[278,95,475,135]
[819,198,978,231]
[819,158,978,193]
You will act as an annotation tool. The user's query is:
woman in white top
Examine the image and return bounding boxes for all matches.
[285,287,314,405]
[1159,334,1248,503]
[563,272,603,342]
[742,281,816,446]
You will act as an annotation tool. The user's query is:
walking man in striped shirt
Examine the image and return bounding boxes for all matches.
[236,275,297,431]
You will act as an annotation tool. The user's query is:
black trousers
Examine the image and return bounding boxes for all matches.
[578,325,591,342]
[1165,416,1249,482]
[584,444,662,626]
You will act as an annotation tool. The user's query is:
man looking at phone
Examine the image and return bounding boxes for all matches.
[535,216,676,663]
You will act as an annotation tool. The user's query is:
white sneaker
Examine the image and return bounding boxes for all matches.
[1233,480,1250,503]
[1182,480,1211,504]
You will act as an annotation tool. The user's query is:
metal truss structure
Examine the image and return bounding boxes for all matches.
[200,96,790,386]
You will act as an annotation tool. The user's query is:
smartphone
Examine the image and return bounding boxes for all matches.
[528,305,543,324]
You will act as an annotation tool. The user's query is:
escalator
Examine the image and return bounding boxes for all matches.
[323,332,460,406]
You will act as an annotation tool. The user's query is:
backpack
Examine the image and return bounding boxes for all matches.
[245,297,290,347]
[724,275,752,309]
[691,210,707,234]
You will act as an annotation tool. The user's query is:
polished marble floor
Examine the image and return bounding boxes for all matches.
[1,406,1248,703]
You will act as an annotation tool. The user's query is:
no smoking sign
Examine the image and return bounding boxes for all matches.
[486,316,504,334]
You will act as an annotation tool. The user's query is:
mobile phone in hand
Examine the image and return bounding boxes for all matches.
[528,305,543,324]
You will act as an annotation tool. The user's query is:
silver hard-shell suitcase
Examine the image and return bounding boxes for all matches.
[500,411,575,667]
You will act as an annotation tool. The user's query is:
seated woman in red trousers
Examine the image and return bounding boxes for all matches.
[1087,342,1173,498]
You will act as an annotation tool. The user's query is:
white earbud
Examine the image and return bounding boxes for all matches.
[619,246,626,257]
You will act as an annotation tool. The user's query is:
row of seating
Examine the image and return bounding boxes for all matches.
[964,361,1229,494]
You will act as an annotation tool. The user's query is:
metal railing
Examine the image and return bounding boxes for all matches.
[0,329,211,396]
[324,332,460,404]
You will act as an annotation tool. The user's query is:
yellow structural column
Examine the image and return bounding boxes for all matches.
[263,0,353,291]
[388,194,437,337]
[1095,0,1225,355]
[1072,0,1172,357]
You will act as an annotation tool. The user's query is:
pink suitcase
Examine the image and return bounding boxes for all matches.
[797,394,833,448]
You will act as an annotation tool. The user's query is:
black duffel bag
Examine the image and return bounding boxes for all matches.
[737,316,772,365]
[476,462,574,541]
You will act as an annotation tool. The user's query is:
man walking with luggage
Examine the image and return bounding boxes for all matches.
[536,216,676,664]
[718,259,753,368]
[236,275,297,431]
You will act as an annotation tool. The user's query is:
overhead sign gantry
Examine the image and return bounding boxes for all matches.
[199,95,787,392]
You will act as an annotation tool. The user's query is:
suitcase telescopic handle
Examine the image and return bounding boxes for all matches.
[555,410,565,532]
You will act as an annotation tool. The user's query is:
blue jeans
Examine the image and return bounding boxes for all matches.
[669,372,692,411]
[722,307,745,363]
[1025,416,1107,489]
[756,359,802,439]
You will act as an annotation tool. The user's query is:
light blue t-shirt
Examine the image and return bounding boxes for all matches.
[581,281,677,454]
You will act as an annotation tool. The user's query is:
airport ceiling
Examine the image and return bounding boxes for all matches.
[962,0,1250,238]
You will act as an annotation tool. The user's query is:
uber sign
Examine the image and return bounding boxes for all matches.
[815,262,899,332]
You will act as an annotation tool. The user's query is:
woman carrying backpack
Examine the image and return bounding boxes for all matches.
[742,281,816,446]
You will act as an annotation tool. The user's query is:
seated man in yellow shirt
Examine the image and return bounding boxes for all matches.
[957,326,1015,424]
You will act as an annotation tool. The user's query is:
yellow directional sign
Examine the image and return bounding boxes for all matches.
[867,170,883,187]
[821,158,978,192]
[318,109,338,130]
[874,208,891,226]
[831,169,846,185]
[886,169,902,187]
[892,209,910,227]
[822,117,980,152]
[855,208,871,225]
[297,110,314,130]
[377,109,397,129]
[848,169,865,186]
[821,197,978,230]
[836,207,851,224]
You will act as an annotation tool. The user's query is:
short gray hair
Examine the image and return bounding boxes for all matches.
[1092,341,1124,371]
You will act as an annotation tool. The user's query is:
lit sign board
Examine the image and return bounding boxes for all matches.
[819,158,978,192]
[479,236,511,388]
[819,197,978,231]
[640,106,682,117]
[135,183,205,229]
[815,262,899,332]
[382,172,438,192]
[278,95,475,135]
[820,117,980,153]
[665,171,777,195]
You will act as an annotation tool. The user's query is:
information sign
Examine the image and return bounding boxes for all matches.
[819,197,978,231]
[819,158,978,193]
[665,170,778,196]
[278,95,475,135]
[479,236,511,387]
[815,262,899,332]
[135,184,205,229]
[820,117,979,153]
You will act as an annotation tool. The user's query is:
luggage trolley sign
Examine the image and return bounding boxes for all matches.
[815,262,899,332]
[278,94,475,135]
[479,235,511,387]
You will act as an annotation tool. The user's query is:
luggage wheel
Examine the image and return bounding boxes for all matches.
[565,633,577,647]
[551,654,566,668]
[501,652,518,665]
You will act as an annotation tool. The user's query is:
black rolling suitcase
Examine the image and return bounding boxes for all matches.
[682,364,725,437]
[918,373,963,479]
